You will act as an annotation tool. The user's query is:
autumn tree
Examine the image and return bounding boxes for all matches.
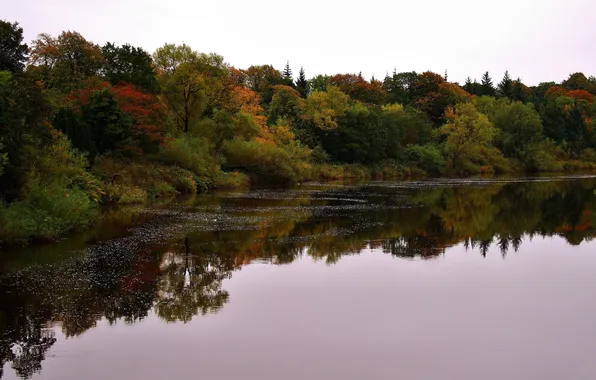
[439,103,496,168]
[545,85,569,99]
[0,20,28,72]
[101,43,160,93]
[112,83,168,153]
[562,72,595,93]
[415,78,471,125]
[328,73,386,104]
[567,89,594,103]
[29,31,103,91]
[153,43,227,133]
[303,86,350,130]
[295,67,308,98]
[245,64,285,105]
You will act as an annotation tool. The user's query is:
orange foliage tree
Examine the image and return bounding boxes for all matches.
[567,89,594,103]
[328,73,386,105]
[112,83,168,153]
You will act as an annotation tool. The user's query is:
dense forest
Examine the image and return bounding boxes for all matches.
[2,19,596,244]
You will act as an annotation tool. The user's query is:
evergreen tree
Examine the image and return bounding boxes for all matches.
[463,77,473,94]
[480,71,495,96]
[295,66,308,98]
[511,78,528,103]
[282,61,292,81]
[498,70,513,99]
[444,69,448,82]
[566,100,588,158]
[473,79,481,95]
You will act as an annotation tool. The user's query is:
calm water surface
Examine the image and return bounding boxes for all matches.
[2,177,596,380]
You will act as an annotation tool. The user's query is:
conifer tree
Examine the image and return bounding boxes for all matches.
[295,66,308,98]
[480,71,495,96]
[283,61,292,80]
[498,70,513,99]
[463,77,473,93]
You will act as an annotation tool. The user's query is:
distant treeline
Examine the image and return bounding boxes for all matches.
[1,20,596,244]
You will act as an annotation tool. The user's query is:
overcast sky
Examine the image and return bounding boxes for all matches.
[4,0,595,85]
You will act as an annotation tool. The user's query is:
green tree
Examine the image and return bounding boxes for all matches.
[295,67,308,98]
[53,107,94,157]
[566,100,590,158]
[463,77,474,94]
[383,71,418,105]
[308,74,329,93]
[267,85,304,125]
[497,70,513,99]
[153,43,226,133]
[492,101,543,166]
[101,43,160,93]
[380,104,433,160]
[282,61,293,86]
[82,88,132,156]
[480,71,495,96]
[0,71,51,198]
[0,20,28,72]
[511,78,530,103]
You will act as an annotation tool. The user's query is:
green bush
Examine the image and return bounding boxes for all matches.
[223,138,312,183]
[0,179,98,245]
[406,144,446,175]
[159,136,219,177]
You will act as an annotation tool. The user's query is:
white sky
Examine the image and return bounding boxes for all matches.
[4,0,595,85]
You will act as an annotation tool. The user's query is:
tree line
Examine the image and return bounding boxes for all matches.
[1,19,596,244]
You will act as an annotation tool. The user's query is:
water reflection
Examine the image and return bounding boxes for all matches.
[1,177,596,378]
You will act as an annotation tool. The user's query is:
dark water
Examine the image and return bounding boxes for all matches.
[2,176,596,380]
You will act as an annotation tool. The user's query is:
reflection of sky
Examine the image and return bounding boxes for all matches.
[5,236,596,380]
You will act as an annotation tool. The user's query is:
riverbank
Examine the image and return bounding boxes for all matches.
[2,165,596,248]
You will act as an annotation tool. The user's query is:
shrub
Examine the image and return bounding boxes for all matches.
[406,144,445,175]
[147,182,176,199]
[223,138,311,183]
[102,183,147,204]
[581,148,596,163]
[0,179,98,245]
[159,136,219,177]
[213,171,250,189]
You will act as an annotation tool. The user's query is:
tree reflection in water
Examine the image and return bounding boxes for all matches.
[1,177,596,378]
[155,237,232,322]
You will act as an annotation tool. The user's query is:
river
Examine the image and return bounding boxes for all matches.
[2,176,596,380]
